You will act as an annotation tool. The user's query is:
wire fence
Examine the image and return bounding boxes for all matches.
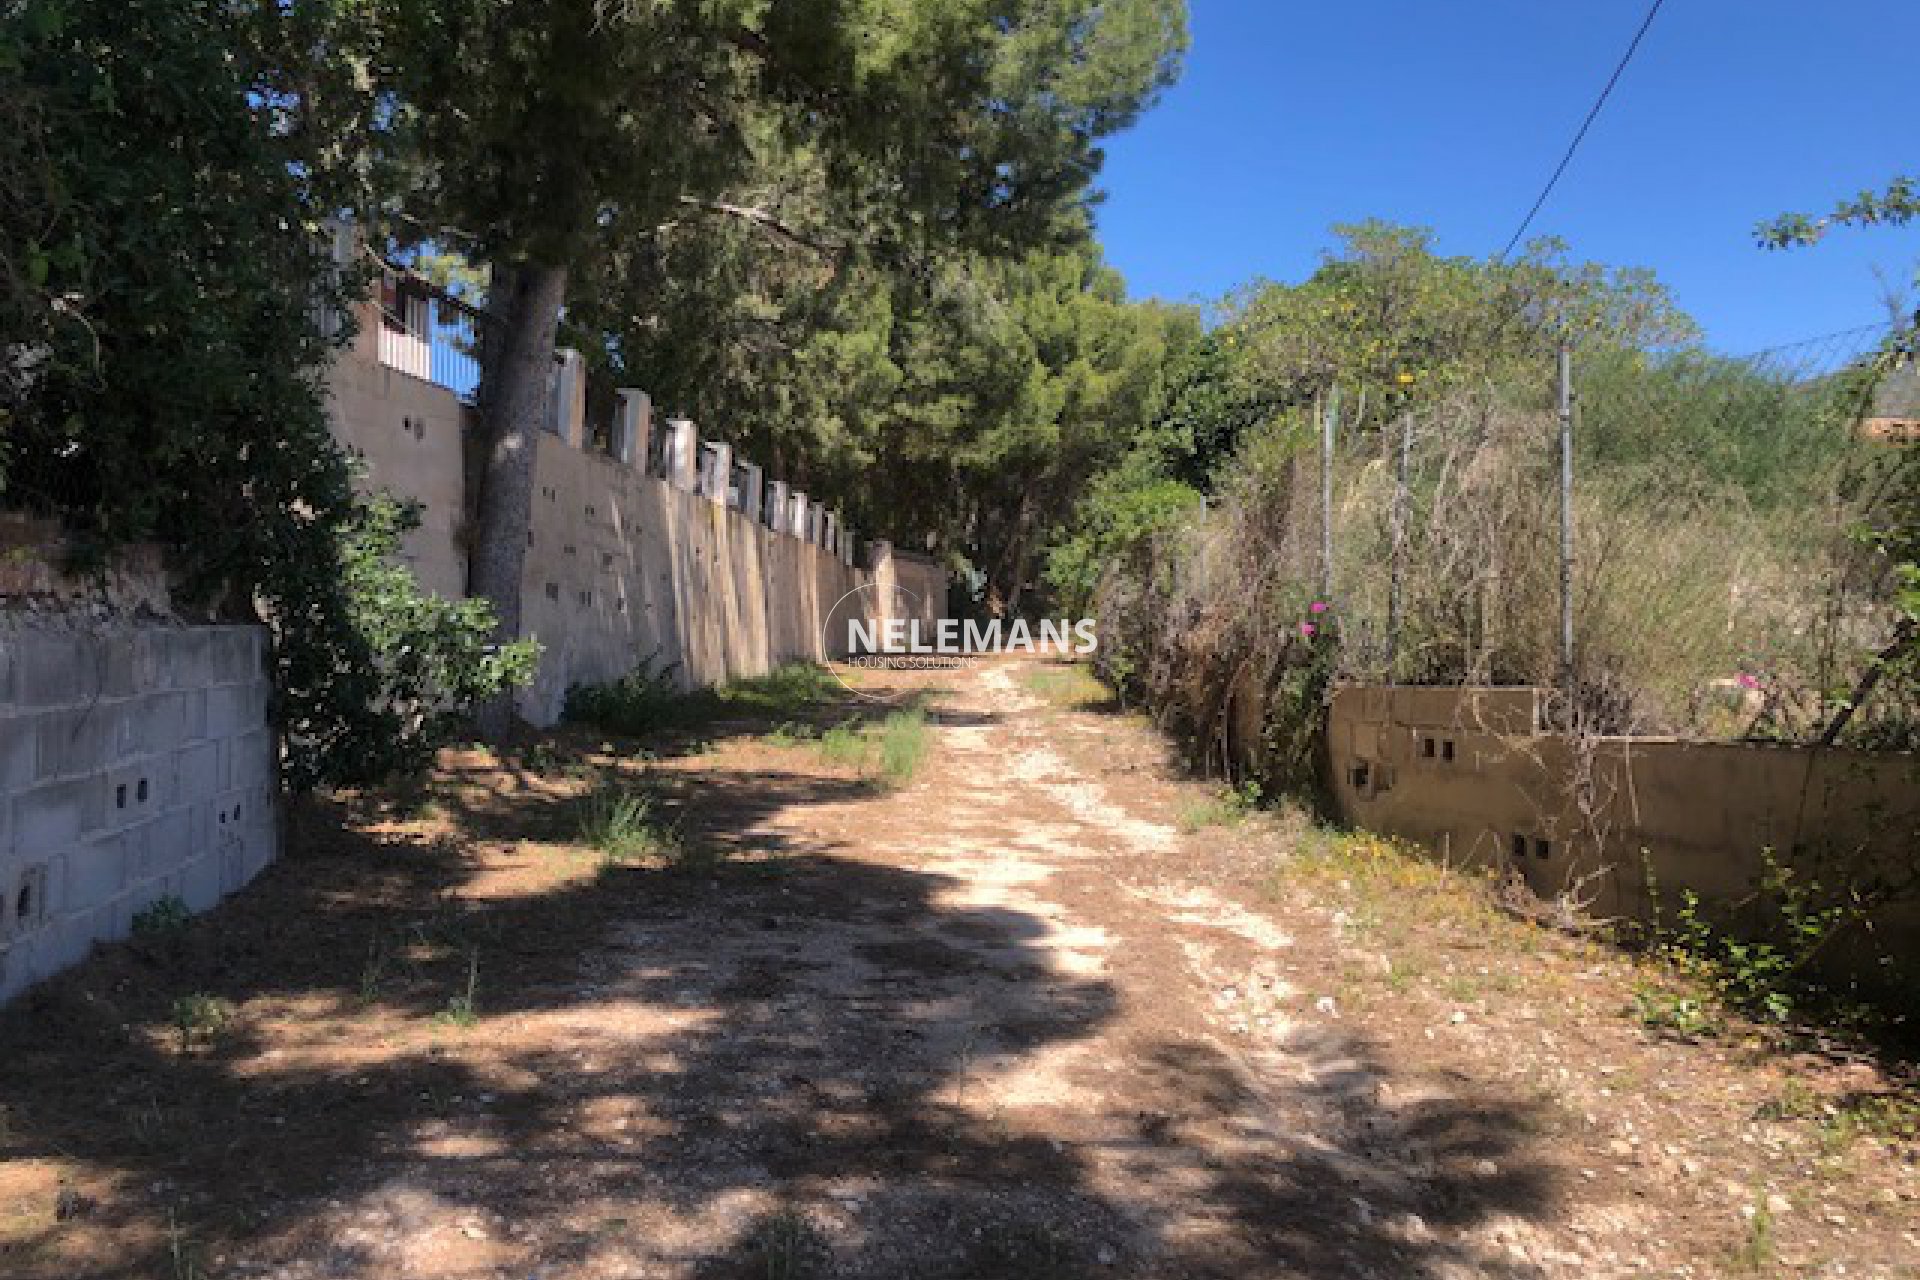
[1305,321,1911,741]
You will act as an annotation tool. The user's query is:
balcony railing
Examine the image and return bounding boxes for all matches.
[375,270,487,402]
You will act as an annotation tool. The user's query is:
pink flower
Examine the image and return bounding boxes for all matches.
[1298,622,1317,639]
[1308,600,1329,614]
[1735,673,1760,691]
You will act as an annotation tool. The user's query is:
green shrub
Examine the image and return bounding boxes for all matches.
[325,495,539,784]
[131,896,193,939]
[1177,780,1262,831]
[1641,851,1860,1029]
[714,664,840,716]
[564,656,686,736]
[566,661,838,737]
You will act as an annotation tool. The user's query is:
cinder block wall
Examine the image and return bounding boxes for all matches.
[1320,683,1920,994]
[329,318,948,726]
[0,625,278,1003]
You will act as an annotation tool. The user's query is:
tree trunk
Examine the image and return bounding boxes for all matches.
[468,260,568,740]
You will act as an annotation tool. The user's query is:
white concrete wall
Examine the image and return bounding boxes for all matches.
[326,312,471,600]
[327,311,948,726]
[0,625,278,1003]
[515,435,879,723]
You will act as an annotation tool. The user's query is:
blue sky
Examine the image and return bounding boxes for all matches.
[1093,0,1919,354]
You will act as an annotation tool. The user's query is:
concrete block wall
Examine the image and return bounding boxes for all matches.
[328,299,947,726]
[1320,683,1920,995]
[0,625,278,1003]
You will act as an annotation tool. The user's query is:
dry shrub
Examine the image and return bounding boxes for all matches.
[1097,381,1901,773]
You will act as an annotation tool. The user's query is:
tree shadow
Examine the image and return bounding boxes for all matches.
[4,704,1565,1279]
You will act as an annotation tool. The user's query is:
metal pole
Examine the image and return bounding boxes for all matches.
[1321,385,1341,603]
[1557,343,1575,699]
[1386,413,1411,676]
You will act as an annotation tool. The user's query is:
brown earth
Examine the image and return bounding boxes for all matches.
[1,655,1916,1278]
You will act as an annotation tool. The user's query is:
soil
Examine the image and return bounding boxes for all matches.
[1,655,1915,1278]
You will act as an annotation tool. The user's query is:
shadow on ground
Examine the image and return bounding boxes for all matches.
[1,678,1561,1279]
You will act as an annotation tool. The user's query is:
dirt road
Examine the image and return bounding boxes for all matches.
[2,656,1915,1278]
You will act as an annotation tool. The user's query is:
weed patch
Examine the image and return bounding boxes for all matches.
[566,660,841,737]
[168,994,235,1054]
[1177,780,1262,831]
[1020,663,1113,710]
[809,709,931,786]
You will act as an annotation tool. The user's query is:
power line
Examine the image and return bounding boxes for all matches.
[1496,0,1668,262]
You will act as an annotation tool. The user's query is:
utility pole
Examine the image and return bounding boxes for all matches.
[1557,342,1575,702]
[1321,385,1341,604]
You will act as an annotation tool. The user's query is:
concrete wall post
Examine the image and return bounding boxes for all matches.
[666,419,700,491]
[700,441,732,505]
[613,388,651,466]
[550,348,587,447]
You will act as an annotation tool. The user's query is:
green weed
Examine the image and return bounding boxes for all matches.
[1020,664,1112,709]
[433,951,481,1029]
[578,783,682,866]
[168,994,234,1054]
[812,709,931,785]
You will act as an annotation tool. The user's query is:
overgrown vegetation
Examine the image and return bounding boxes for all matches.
[1632,852,1879,1033]
[1060,223,1917,804]
[771,708,932,787]
[564,661,841,737]
[1177,780,1262,832]
[0,1,530,790]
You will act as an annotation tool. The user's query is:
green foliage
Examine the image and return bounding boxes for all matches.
[1176,780,1262,832]
[0,2,525,791]
[564,657,686,737]
[1641,852,1859,1030]
[1046,447,1201,615]
[715,665,842,716]
[566,661,840,738]
[432,952,481,1029]
[811,709,931,785]
[1758,175,1919,248]
[876,709,931,784]
[1067,219,1916,750]
[323,495,539,782]
[131,897,193,940]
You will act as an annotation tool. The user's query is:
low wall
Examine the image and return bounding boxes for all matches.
[1325,684,1920,988]
[0,624,278,1003]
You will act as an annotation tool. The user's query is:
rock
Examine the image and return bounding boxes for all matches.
[1474,1159,1499,1178]
[1096,1245,1117,1266]
[1315,996,1339,1017]
[1766,1194,1791,1215]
